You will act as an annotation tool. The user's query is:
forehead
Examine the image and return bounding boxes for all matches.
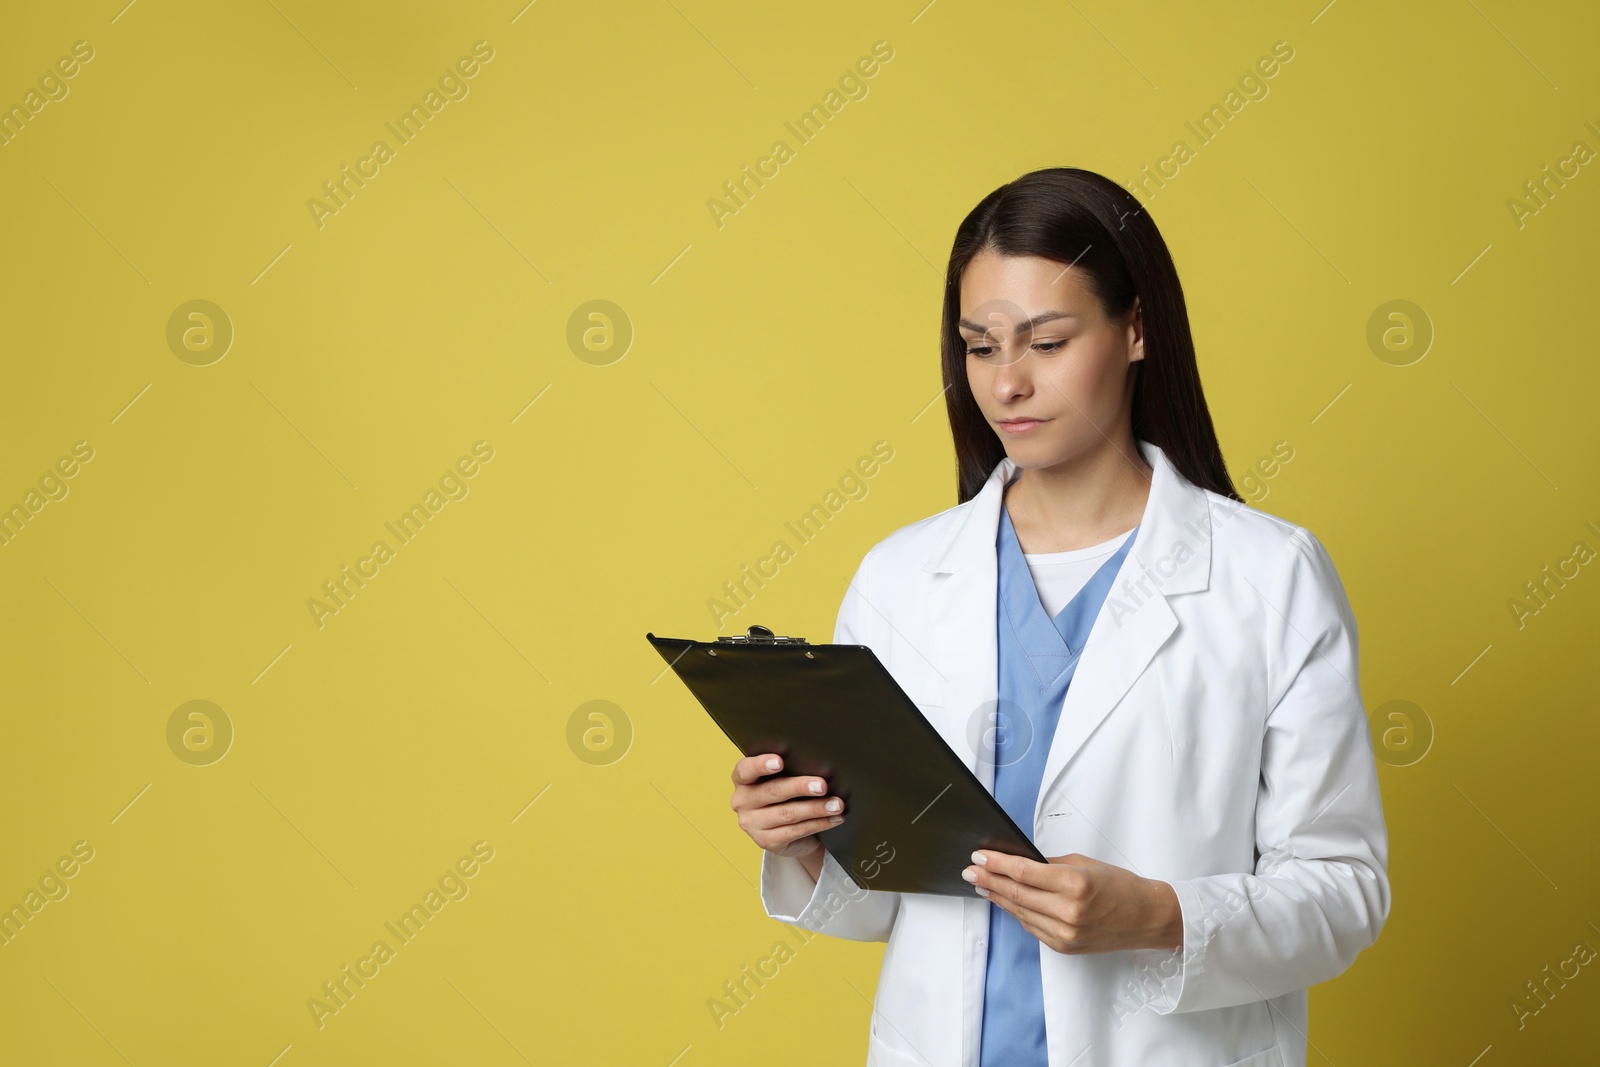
[958,251,1096,313]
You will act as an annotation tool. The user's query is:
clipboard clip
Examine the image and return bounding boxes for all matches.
[715,624,810,646]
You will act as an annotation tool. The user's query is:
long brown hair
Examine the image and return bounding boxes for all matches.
[941,167,1240,505]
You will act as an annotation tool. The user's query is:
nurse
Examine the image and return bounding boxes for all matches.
[728,166,1388,1067]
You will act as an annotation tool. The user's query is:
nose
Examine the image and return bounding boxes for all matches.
[989,348,1034,401]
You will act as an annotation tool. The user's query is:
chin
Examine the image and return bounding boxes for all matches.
[1000,443,1056,466]
[1000,437,1079,470]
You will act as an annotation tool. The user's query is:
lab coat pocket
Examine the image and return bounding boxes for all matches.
[1219,1046,1284,1067]
[868,1012,935,1066]
[884,622,945,709]
[889,666,943,710]
[1150,650,1264,765]
[866,1035,932,1067]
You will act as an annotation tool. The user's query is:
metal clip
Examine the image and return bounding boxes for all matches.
[715,624,810,646]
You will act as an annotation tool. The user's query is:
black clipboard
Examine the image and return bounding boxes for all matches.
[646,624,1047,896]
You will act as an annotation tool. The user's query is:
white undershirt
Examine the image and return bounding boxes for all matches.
[1021,528,1135,618]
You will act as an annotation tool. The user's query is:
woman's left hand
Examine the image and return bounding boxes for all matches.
[963,850,1184,954]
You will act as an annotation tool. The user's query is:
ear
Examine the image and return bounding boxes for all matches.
[1127,296,1146,363]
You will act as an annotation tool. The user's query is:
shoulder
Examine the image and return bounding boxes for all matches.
[1203,490,1343,580]
[850,497,971,584]
[1204,490,1300,557]
[1202,489,1357,641]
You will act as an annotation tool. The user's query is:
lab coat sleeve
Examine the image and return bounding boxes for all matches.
[757,547,903,942]
[1128,526,1391,1014]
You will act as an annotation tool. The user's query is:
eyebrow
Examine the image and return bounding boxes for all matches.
[957,310,1078,335]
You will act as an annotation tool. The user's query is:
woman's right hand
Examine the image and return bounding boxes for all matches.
[730,752,846,859]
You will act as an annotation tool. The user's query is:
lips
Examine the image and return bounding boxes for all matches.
[998,417,1048,434]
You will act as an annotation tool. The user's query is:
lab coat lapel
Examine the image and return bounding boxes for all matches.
[921,464,1007,795]
[922,439,1213,834]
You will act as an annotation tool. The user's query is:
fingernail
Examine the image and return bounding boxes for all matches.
[809,780,825,794]
[975,886,990,898]
[961,867,978,883]
[825,798,842,812]
[829,815,843,824]
[971,851,987,866]
[765,757,780,771]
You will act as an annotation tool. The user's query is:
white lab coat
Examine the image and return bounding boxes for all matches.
[759,438,1389,1067]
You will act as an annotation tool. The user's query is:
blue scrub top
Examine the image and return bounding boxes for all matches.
[979,481,1140,1067]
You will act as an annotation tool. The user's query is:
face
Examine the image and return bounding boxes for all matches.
[958,250,1143,469]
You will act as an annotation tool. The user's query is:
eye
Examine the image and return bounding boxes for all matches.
[964,340,1068,358]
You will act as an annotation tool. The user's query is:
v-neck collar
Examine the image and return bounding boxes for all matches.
[996,477,1140,690]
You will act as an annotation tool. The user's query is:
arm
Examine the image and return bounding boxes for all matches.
[799,846,826,883]
[758,548,903,942]
[1128,526,1392,1013]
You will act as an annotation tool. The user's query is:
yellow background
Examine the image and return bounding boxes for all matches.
[2,0,1597,1063]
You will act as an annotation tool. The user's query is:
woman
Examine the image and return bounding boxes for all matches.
[728,167,1389,1067]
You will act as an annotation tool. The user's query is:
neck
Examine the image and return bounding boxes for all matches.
[1004,435,1153,553]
